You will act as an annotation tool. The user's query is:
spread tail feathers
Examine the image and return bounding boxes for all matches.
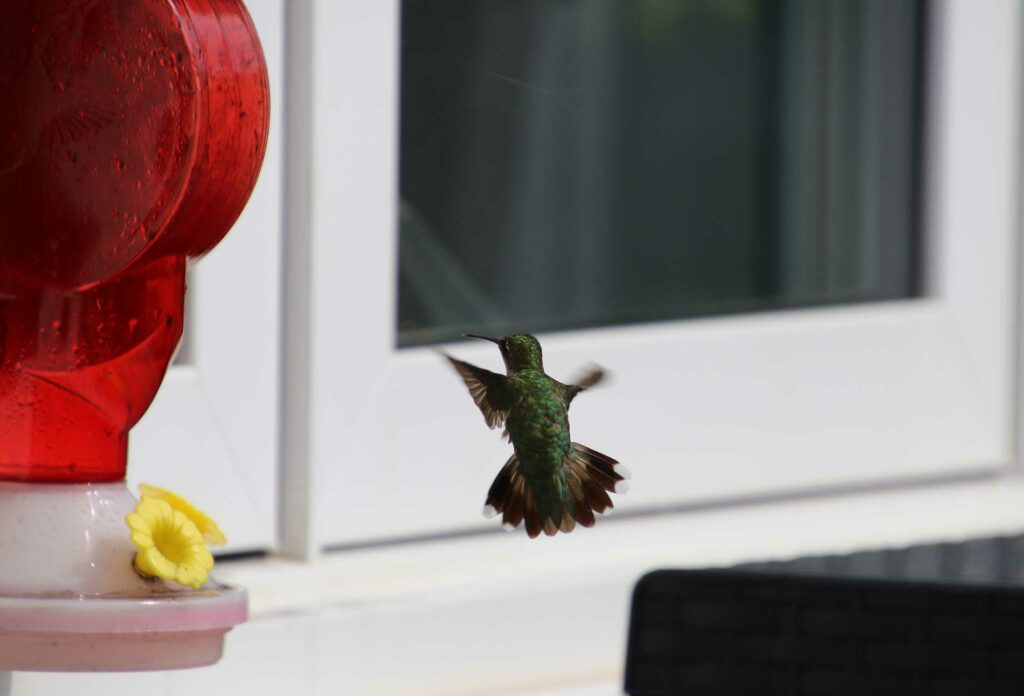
[483,444,630,538]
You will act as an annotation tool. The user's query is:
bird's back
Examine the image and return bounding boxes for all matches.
[506,370,571,477]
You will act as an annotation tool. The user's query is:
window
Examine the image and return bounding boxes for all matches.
[398,0,923,346]
[300,0,1019,548]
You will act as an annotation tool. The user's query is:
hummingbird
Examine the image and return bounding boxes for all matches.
[445,334,629,538]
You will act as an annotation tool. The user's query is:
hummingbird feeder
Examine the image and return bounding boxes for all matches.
[0,0,270,671]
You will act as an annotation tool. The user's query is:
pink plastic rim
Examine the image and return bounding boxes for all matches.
[0,585,248,634]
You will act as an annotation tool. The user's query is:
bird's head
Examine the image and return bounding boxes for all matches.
[465,333,543,374]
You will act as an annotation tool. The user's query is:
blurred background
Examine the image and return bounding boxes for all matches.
[12,0,1024,694]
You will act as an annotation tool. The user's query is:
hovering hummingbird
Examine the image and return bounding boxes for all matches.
[445,333,629,538]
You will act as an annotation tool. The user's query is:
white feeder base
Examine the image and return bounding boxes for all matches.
[0,481,247,672]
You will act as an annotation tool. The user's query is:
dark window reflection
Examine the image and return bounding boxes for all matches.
[398,0,924,347]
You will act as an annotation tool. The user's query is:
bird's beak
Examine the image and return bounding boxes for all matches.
[464,333,501,344]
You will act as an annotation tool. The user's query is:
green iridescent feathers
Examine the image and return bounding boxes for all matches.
[445,334,629,538]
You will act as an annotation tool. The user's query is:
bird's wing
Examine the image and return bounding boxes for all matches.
[561,366,606,408]
[445,354,513,429]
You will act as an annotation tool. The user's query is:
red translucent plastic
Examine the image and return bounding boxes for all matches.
[0,0,270,482]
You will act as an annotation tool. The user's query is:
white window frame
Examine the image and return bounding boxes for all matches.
[293,0,1022,548]
[129,0,284,554]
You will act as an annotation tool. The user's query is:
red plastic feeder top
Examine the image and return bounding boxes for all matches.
[0,0,270,483]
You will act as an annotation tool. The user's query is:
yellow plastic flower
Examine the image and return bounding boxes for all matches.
[126,497,214,589]
[138,483,227,546]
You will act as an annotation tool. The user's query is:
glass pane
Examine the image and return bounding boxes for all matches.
[398,0,923,347]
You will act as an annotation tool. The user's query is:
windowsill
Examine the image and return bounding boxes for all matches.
[196,474,1024,693]
[220,472,1024,621]
[16,476,1024,696]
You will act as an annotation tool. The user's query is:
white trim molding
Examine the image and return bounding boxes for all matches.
[131,0,285,553]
